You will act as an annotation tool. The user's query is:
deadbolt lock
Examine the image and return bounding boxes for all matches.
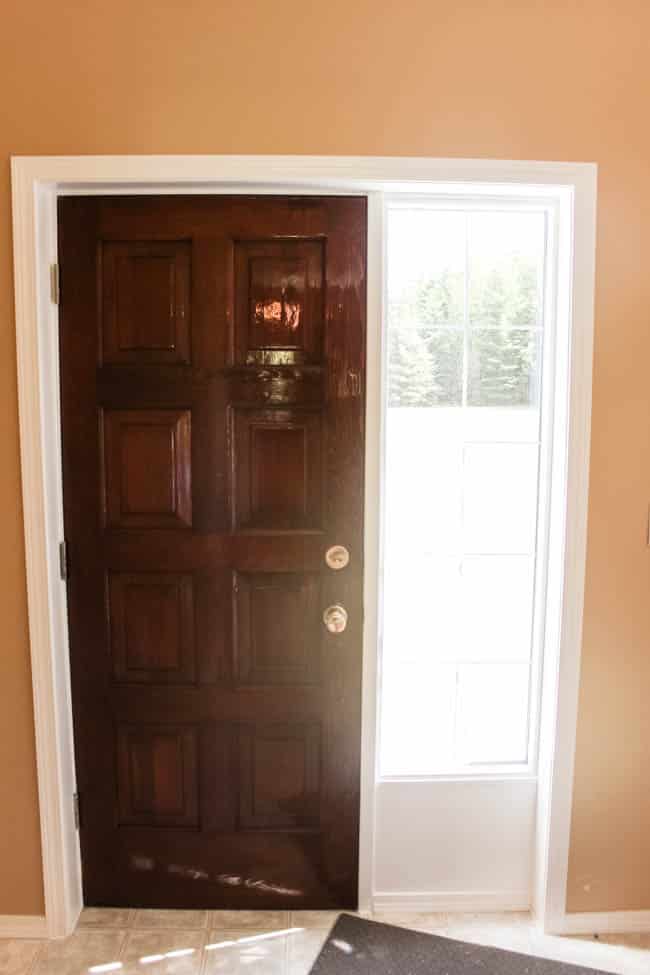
[325,544,350,570]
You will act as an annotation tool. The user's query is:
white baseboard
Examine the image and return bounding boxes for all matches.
[0,915,47,938]
[546,910,650,935]
[373,890,531,914]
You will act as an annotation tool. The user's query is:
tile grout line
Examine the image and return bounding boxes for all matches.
[281,934,286,975]
[27,940,44,975]
[198,936,207,975]
[197,929,208,975]
[117,927,131,962]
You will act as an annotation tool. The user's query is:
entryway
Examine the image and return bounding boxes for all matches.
[10,155,595,938]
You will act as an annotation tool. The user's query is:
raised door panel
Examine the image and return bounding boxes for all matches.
[234,240,324,365]
[231,408,323,531]
[108,573,196,683]
[117,725,199,827]
[102,409,192,529]
[234,572,320,684]
[101,241,191,364]
[239,723,321,830]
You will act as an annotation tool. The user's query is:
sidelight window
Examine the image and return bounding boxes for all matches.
[379,200,556,777]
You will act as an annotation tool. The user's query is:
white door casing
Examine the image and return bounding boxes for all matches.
[10,155,596,937]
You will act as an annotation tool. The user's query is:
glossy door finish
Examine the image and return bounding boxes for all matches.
[59,195,366,909]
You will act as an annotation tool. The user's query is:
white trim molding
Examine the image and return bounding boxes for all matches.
[534,162,598,934]
[0,915,48,939]
[549,911,650,936]
[373,891,531,914]
[10,155,597,938]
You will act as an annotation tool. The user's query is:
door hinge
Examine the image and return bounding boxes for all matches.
[73,792,81,831]
[50,263,60,305]
[59,539,69,581]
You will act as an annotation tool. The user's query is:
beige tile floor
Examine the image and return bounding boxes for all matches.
[2,909,650,975]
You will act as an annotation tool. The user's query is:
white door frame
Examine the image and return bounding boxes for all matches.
[10,155,596,938]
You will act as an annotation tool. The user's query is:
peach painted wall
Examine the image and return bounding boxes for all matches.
[1,0,647,916]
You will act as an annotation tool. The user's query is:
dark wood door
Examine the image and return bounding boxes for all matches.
[58,195,366,909]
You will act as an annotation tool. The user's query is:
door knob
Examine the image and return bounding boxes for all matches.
[325,544,350,570]
[323,604,348,634]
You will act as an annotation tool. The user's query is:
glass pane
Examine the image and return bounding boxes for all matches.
[469,211,545,326]
[459,406,540,444]
[468,328,541,407]
[380,662,457,776]
[460,556,535,662]
[462,444,539,554]
[383,556,535,669]
[383,557,463,664]
[388,209,466,326]
[384,410,462,556]
[388,329,463,406]
[456,663,530,764]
